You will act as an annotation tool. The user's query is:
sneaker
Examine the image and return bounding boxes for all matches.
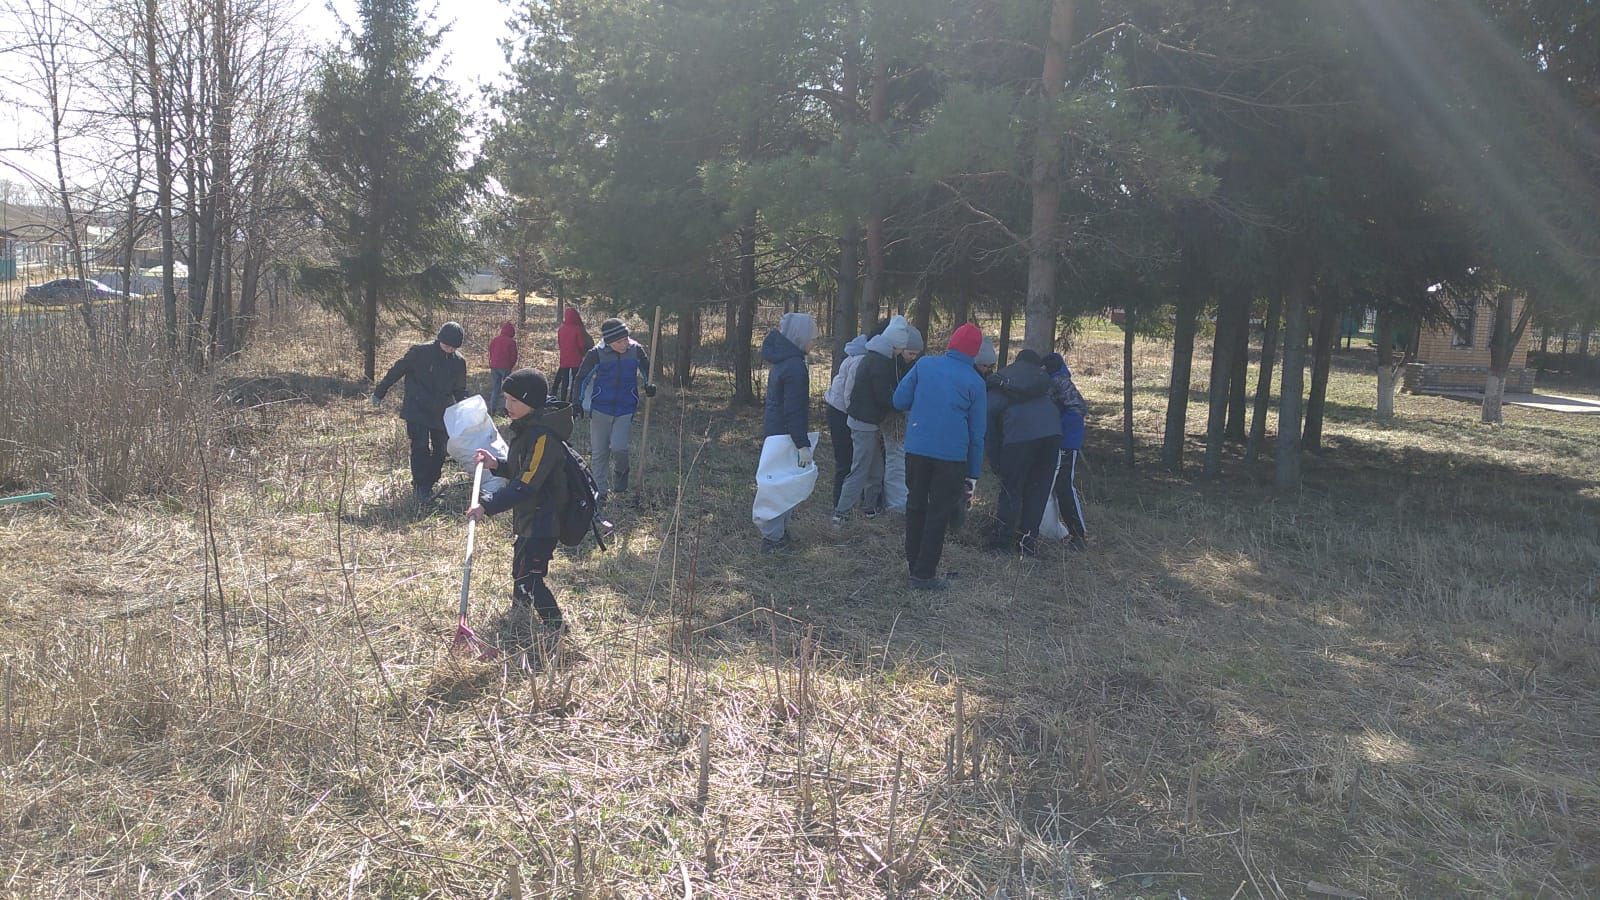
[862,507,880,520]
[909,575,950,592]
[761,536,792,554]
[830,514,846,532]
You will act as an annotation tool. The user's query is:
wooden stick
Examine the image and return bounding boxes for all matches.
[633,305,665,501]
[695,723,712,815]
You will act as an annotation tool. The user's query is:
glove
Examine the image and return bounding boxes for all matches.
[797,446,814,468]
[644,383,658,398]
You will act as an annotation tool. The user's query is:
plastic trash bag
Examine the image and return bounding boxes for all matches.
[1039,460,1070,540]
[752,432,821,524]
[444,396,510,494]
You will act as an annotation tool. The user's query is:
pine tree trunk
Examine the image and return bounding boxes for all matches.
[1275,271,1311,488]
[832,228,860,374]
[1123,307,1137,468]
[1023,0,1076,355]
[913,282,933,341]
[860,55,888,337]
[1226,305,1250,442]
[1161,298,1200,474]
[1202,293,1244,477]
[1303,301,1339,451]
[951,265,973,333]
[733,207,759,404]
[362,278,378,381]
[999,294,1015,365]
[675,306,697,388]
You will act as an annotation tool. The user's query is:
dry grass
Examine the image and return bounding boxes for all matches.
[2,303,1598,897]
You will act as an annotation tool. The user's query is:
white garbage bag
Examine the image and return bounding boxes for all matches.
[1039,459,1070,540]
[444,396,510,494]
[752,432,821,524]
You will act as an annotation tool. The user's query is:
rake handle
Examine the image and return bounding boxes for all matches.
[459,461,485,620]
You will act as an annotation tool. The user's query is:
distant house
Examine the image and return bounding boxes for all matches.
[1403,293,1536,394]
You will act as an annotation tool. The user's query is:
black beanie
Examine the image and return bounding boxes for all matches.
[436,321,465,347]
[600,317,629,345]
[501,368,549,407]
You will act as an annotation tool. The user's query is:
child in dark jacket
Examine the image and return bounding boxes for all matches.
[1044,353,1088,549]
[468,368,574,647]
[986,349,1062,555]
[757,313,818,551]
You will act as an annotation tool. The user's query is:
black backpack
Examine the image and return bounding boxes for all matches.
[553,437,608,550]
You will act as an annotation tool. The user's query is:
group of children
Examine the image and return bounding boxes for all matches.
[372,307,1088,648]
[371,310,655,648]
[757,314,1089,590]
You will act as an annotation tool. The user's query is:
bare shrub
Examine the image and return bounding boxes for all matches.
[0,311,211,500]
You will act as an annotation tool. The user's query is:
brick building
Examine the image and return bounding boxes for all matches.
[1403,293,1535,394]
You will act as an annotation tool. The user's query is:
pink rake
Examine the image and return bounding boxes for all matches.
[453,461,499,661]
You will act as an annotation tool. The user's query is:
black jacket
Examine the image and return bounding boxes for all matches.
[481,402,575,539]
[761,330,811,447]
[848,339,901,426]
[374,341,469,428]
[986,352,1062,454]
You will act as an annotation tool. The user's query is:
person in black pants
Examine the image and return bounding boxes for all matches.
[986,349,1063,555]
[890,323,989,590]
[372,322,469,504]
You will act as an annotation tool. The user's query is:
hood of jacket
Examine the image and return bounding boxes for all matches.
[497,322,516,339]
[865,332,897,358]
[761,329,806,365]
[991,355,1051,400]
[563,308,583,327]
[511,399,575,443]
[843,334,869,357]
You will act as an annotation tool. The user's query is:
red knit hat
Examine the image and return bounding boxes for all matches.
[947,323,983,358]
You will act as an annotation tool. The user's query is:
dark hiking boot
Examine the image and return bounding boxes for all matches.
[761,536,793,555]
[1067,536,1088,552]
[909,575,951,592]
[412,485,434,506]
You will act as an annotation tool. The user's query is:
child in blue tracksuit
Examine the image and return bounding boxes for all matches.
[891,323,987,591]
[1044,353,1088,549]
[575,317,656,505]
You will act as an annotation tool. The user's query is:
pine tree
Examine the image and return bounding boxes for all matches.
[300,0,478,380]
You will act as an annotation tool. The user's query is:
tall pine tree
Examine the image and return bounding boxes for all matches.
[300,0,478,380]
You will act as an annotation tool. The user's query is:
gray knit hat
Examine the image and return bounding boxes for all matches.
[905,326,925,353]
[975,336,998,367]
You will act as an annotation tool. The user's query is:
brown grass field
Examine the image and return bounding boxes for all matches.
[2,297,1598,898]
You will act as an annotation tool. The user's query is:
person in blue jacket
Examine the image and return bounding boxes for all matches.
[1044,353,1089,550]
[891,323,988,591]
[757,313,819,552]
[575,317,656,506]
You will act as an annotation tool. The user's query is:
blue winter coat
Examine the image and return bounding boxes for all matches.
[761,330,811,448]
[892,349,988,478]
[576,340,649,417]
[1047,363,1087,451]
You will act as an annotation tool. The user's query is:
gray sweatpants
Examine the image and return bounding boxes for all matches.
[757,507,792,542]
[590,411,633,497]
[834,425,884,518]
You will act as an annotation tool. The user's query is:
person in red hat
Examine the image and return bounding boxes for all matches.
[889,323,988,591]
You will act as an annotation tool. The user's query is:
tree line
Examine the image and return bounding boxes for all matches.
[6,0,1598,487]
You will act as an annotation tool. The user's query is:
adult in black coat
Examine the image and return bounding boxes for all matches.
[985,348,1061,554]
[373,321,470,503]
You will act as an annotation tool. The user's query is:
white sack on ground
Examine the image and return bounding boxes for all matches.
[444,396,510,494]
[1039,463,1070,540]
[752,432,821,523]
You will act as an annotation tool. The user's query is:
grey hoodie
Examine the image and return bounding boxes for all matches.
[825,335,869,412]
